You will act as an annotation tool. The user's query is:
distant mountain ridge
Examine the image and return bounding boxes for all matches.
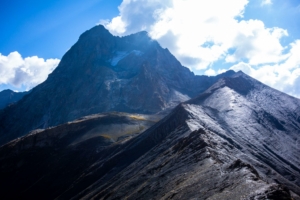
[0,72,299,199]
[0,89,28,109]
[0,25,235,145]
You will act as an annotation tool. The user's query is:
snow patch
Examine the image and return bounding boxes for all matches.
[131,50,143,56]
[105,79,114,90]
[110,50,144,66]
[186,119,203,132]
[104,78,123,90]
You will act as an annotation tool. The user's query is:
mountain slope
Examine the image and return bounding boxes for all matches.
[0,71,299,199]
[0,25,234,145]
[0,89,28,109]
[187,72,300,185]
[0,112,161,200]
[68,72,300,199]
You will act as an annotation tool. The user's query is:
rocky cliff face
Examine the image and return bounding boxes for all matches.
[0,25,234,145]
[0,72,299,199]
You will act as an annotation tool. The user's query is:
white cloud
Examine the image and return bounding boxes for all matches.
[230,62,253,75]
[106,16,127,34]
[226,40,300,98]
[100,0,300,97]
[261,0,272,6]
[0,52,60,90]
[204,68,216,76]
[226,20,288,65]
[101,0,173,36]
[102,0,290,70]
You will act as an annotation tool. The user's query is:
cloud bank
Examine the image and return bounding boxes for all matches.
[100,0,300,98]
[226,40,300,98]
[0,52,60,90]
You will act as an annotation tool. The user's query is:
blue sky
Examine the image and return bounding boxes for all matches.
[244,0,300,45]
[0,0,122,59]
[0,0,300,97]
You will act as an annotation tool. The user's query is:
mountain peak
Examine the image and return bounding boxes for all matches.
[223,74,254,95]
[78,24,113,41]
[130,30,149,37]
[0,89,14,94]
[0,26,236,145]
[1,25,300,199]
[204,71,256,95]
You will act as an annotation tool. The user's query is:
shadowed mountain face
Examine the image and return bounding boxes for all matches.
[0,72,299,199]
[0,89,28,109]
[0,112,161,200]
[0,25,235,145]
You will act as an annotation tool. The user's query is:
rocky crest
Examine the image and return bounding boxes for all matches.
[0,72,299,199]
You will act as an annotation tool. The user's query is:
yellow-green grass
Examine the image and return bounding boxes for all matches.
[129,115,146,121]
[100,134,113,139]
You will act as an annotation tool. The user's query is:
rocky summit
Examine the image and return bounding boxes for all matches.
[0,25,234,145]
[0,25,300,200]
